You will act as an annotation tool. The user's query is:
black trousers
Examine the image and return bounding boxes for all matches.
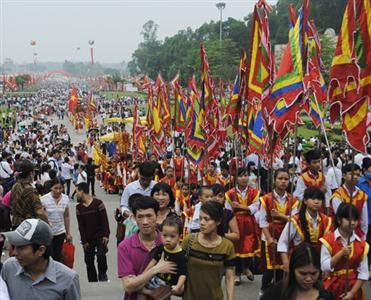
[51,233,66,262]
[83,239,108,282]
[235,257,253,276]
[87,176,95,195]
[64,179,71,196]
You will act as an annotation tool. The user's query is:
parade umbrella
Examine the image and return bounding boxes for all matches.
[103,116,147,124]
[103,117,124,123]
[99,132,116,142]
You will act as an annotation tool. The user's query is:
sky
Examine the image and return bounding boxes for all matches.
[1,0,277,64]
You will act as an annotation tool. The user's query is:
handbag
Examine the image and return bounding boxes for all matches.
[61,242,75,268]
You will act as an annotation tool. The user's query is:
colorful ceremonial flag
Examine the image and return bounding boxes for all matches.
[68,86,78,112]
[267,1,308,110]
[185,75,206,166]
[173,76,187,132]
[186,75,206,150]
[247,102,264,154]
[328,0,370,153]
[226,50,247,134]
[246,5,275,106]
[270,96,305,135]
[89,94,97,112]
[246,2,275,156]
[200,44,223,159]
[268,0,309,134]
[132,100,146,159]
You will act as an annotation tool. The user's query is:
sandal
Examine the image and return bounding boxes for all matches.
[234,276,242,286]
[245,269,254,281]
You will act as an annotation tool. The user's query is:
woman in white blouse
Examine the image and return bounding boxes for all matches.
[41,177,72,262]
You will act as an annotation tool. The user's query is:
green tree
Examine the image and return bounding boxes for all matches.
[15,75,26,90]
[320,34,336,83]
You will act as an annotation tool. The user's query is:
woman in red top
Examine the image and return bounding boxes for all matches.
[225,167,260,285]
[320,203,369,300]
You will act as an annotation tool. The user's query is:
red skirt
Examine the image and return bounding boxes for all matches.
[323,272,364,300]
[234,213,260,257]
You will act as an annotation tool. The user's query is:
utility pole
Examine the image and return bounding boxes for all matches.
[216,2,226,42]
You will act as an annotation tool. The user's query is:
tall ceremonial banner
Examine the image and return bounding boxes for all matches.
[227,50,247,136]
[89,93,98,112]
[219,79,228,124]
[302,20,326,128]
[146,74,171,156]
[185,75,205,165]
[200,44,224,160]
[268,0,309,135]
[328,0,370,153]
[68,85,78,112]
[172,74,188,132]
[132,100,146,159]
[246,1,275,155]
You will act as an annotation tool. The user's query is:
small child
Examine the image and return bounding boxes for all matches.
[138,215,187,299]
[123,194,140,238]
[320,203,369,299]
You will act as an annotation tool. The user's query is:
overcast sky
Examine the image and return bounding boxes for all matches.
[1,0,277,64]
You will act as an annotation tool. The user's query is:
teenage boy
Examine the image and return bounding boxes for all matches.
[330,163,368,239]
[294,150,331,206]
[76,182,110,282]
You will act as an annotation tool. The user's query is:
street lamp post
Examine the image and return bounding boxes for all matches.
[216,2,226,42]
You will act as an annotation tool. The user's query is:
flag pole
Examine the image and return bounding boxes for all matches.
[313,96,335,169]
[344,147,355,296]
[268,128,277,283]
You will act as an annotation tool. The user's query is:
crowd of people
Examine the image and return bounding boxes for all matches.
[0,82,370,300]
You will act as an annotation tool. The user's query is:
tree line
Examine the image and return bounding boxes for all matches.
[128,0,346,84]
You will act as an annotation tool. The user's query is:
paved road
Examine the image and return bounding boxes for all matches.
[55,115,371,300]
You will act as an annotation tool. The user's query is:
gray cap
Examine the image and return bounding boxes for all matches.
[3,219,53,246]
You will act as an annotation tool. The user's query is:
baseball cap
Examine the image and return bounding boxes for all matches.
[3,219,53,246]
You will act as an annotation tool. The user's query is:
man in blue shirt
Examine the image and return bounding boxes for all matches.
[357,157,371,269]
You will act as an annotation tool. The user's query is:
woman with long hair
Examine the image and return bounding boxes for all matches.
[40,177,72,262]
[262,243,332,300]
[278,187,333,271]
[320,203,369,300]
[225,167,260,285]
[259,168,299,294]
[182,201,235,300]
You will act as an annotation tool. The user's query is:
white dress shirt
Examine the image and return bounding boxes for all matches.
[120,179,156,212]
[326,166,342,190]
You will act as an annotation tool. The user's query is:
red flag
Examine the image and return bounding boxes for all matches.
[68,86,78,112]
[328,0,370,153]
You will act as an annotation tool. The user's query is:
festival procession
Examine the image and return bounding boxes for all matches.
[0,0,370,299]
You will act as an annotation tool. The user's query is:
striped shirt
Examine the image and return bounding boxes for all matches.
[41,192,69,236]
